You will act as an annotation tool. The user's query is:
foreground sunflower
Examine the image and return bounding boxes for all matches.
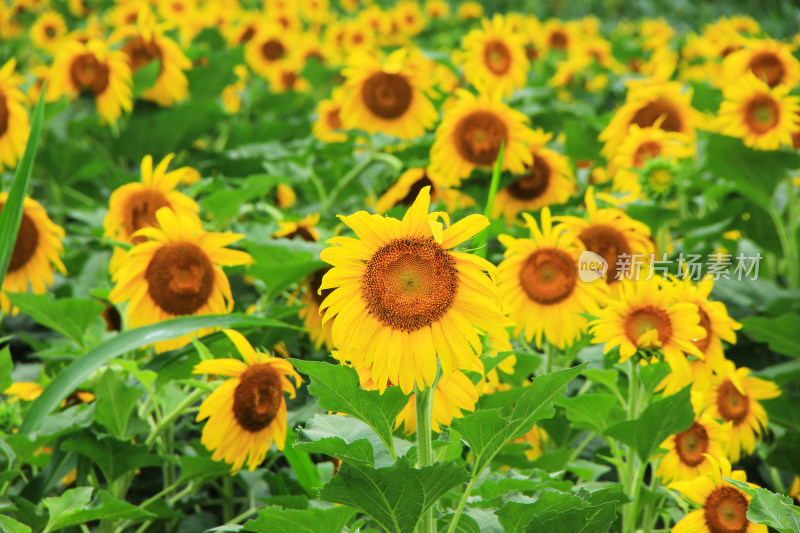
[655,412,731,483]
[430,89,536,184]
[0,59,29,171]
[109,208,253,352]
[339,48,437,139]
[498,208,608,349]
[193,329,301,472]
[1,194,66,314]
[319,187,510,394]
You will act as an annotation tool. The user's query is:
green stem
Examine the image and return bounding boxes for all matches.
[145,388,205,447]
[569,432,595,463]
[768,201,799,288]
[472,141,505,259]
[416,385,435,533]
[223,475,235,523]
[622,360,641,533]
[446,476,478,533]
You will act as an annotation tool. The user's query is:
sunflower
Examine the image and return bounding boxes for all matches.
[430,89,537,185]
[4,382,94,404]
[458,14,529,98]
[722,38,800,89]
[492,140,576,225]
[319,187,510,394]
[716,73,800,151]
[791,477,800,506]
[556,188,654,287]
[298,267,334,350]
[457,2,483,20]
[703,361,780,462]
[393,1,425,38]
[221,64,248,114]
[313,89,346,143]
[272,213,320,242]
[109,208,253,353]
[497,208,607,349]
[0,194,66,315]
[245,24,292,79]
[513,424,547,461]
[275,184,296,208]
[669,456,767,533]
[46,38,133,124]
[339,48,437,140]
[266,64,310,94]
[655,412,731,483]
[224,12,259,46]
[30,10,67,52]
[589,276,706,366]
[193,329,301,472]
[375,167,473,214]
[0,59,29,171]
[393,369,478,434]
[424,0,449,19]
[541,19,575,54]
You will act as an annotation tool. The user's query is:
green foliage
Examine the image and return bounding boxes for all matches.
[92,370,144,439]
[724,478,800,533]
[6,293,104,347]
[244,506,356,533]
[741,313,800,358]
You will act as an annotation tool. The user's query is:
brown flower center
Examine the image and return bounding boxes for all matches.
[238,25,256,44]
[744,95,780,134]
[232,363,283,432]
[624,306,672,345]
[122,189,170,243]
[326,107,342,129]
[362,237,457,332]
[69,52,110,95]
[519,248,577,305]
[144,242,215,316]
[396,174,434,207]
[361,72,413,120]
[44,24,56,38]
[484,40,512,75]
[281,71,298,90]
[309,267,333,307]
[453,111,508,166]
[121,36,162,73]
[704,486,749,533]
[716,379,749,425]
[631,98,683,132]
[693,307,712,353]
[507,156,551,200]
[577,224,632,284]
[261,39,286,61]
[276,223,316,242]
[633,140,662,167]
[525,45,539,61]
[674,422,710,467]
[0,203,39,273]
[549,30,568,49]
[0,93,8,137]
[748,52,785,88]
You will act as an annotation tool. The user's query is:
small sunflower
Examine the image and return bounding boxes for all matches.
[722,38,800,89]
[541,19,575,54]
[374,167,473,215]
[221,64,248,115]
[0,59,30,171]
[458,14,529,98]
[655,412,731,483]
[193,329,301,472]
[319,187,510,394]
[703,361,779,462]
[47,38,133,124]
[424,0,449,19]
[245,24,292,79]
[457,2,483,20]
[717,73,800,151]
[30,10,67,52]
[498,208,608,349]
[430,89,537,185]
[339,48,437,140]
[109,208,253,352]
[392,369,478,434]
[272,213,320,242]
[669,456,767,533]
[4,382,94,404]
[298,267,334,350]
[313,89,346,143]
[1,194,66,315]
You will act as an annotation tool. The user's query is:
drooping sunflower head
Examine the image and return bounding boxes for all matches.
[272,213,320,242]
[722,38,800,89]
[319,187,510,394]
[430,89,536,185]
[193,329,301,472]
[0,59,30,171]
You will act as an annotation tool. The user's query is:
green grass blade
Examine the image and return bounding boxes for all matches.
[19,313,299,435]
[472,141,505,259]
[0,85,46,288]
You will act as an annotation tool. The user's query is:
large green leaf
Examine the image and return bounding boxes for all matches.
[19,313,296,435]
[0,515,30,533]
[524,502,618,533]
[0,345,12,392]
[0,87,46,288]
[243,506,356,533]
[741,314,800,358]
[92,370,144,439]
[247,241,326,299]
[318,457,469,533]
[496,491,586,532]
[555,393,625,434]
[450,409,508,475]
[725,478,800,533]
[41,487,93,533]
[282,433,323,497]
[61,434,163,483]
[44,488,154,530]
[6,293,104,347]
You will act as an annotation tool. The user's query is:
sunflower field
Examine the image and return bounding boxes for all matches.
[3,0,800,532]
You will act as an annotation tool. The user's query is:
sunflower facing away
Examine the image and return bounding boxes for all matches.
[497,208,608,349]
[0,59,29,171]
[458,14,529,98]
[1,194,66,314]
[319,187,510,394]
[655,411,731,483]
[193,329,301,472]
[47,38,133,124]
[374,167,474,215]
[109,207,253,352]
[339,48,437,140]
[430,89,537,185]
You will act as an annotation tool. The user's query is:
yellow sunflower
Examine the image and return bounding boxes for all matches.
[1,194,66,315]
[0,59,30,171]
[313,89,346,143]
[541,19,575,55]
[498,208,608,349]
[722,38,800,89]
[424,0,449,19]
[457,2,483,20]
[221,64,248,115]
[655,412,731,483]
[393,369,478,434]
[703,361,780,462]
[589,276,706,366]
[272,213,320,242]
[298,267,334,350]
[109,208,253,352]
[47,38,133,124]
[319,187,510,394]
[458,14,529,98]
[512,424,548,461]
[224,12,259,46]
[374,167,473,214]
[266,65,310,94]
[339,48,437,140]
[717,73,800,151]
[30,10,67,52]
[4,382,94,404]
[275,184,296,208]
[245,24,292,79]
[430,89,537,185]
[669,456,767,533]
[193,329,301,472]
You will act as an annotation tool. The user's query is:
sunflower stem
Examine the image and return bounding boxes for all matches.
[415,384,435,533]
[145,388,205,447]
[447,476,478,533]
[472,141,505,259]
[622,359,641,533]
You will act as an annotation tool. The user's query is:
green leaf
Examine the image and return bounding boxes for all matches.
[200,174,283,223]
[555,393,624,434]
[450,409,508,475]
[132,60,161,97]
[92,370,143,439]
[47,489,155,530]
[563,118,603,162]
[438,513,481,533]
[319,457,469,533]
[42,486,93,533]
[294,437,374,468]
[61,433,163,482]
[724,478,800,533]
[247,242,325,300]
[6,293,104,347]
[0,345,12,392]
[497,491,586,532]
[604,386,694,462]
[524,502,618,533]
[289,360,410,456]
[177,455,235,485]
[19,313,296,435]
[243,506,356,533]
[741,314,800,358]
[0,86,45,288]
[0,515,31,533]
[282,433,322,496]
